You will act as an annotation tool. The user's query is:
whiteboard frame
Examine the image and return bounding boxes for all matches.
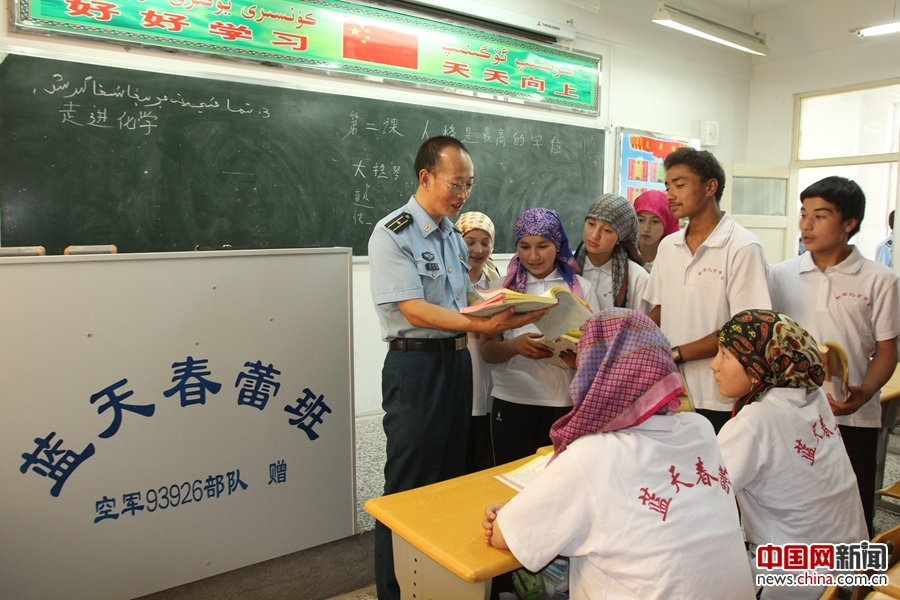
[0,248,356,600]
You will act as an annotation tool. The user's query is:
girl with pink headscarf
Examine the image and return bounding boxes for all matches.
[482,208,598,466]
[482,309,755,600]
[633,190,680,271]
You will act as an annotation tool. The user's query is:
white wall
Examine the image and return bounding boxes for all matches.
[747,0,900,167]
[0,0,758,415]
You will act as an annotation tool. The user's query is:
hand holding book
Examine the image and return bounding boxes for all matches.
[819,342,850,403]
[462,286,594,342]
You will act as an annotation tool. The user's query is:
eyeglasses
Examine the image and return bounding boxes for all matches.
[431,174,477,196]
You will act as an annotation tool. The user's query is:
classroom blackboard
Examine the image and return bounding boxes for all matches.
[0,54,604,255]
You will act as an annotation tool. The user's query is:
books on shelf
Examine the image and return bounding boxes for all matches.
[818,341,850,402]
[461,286,594,343]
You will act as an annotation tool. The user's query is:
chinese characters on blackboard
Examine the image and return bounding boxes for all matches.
[344,113,567,226]
[42,72,270,136]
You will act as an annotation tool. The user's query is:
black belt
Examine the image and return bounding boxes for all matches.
[389,333,467,352]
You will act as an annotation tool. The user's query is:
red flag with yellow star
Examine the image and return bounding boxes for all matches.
[343,18,418,69]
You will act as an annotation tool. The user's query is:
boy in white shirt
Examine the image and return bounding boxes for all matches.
[768,176,900,535]
[645,148,771,432]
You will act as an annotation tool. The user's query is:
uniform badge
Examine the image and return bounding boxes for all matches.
[386,212,413,233]
[422,252,435,261]
[425,263,440,271]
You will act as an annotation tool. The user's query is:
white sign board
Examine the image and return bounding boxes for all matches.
[0,248,355,600]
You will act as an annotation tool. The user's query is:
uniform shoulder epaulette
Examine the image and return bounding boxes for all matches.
[385,212,413,233]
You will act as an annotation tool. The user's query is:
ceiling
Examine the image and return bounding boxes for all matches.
[704,0,809,16]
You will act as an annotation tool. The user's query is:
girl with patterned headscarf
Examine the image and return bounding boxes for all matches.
[633,190,680,271]
[483,208,599,466]
[455,211,501,473]
[713,310,866,599]
[574,194,650,312]
[482,309,755,599]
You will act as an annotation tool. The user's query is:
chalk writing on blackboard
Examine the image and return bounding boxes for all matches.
[40,72,270,134]
[339,110,578,226]
[1,54,605,255]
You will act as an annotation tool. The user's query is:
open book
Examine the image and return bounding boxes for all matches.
[495,453,554,491]
[461,286,593,342]
[819,342,850,402]
[542,330,582,369]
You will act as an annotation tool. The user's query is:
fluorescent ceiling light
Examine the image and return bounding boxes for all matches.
[854,21,900,37]
[651,1,768,56]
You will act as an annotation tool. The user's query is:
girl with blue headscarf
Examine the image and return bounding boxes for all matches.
[482,208,599,465]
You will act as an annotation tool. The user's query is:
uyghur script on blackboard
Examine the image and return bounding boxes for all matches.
[41,72,271,134]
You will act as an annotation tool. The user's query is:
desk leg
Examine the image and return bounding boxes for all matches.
[876,398,900,515]
[391,532,490,600]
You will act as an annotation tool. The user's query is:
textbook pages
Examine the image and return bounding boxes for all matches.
[461,286,593,342]
[495,453,554,492]
[542,330,581,369]
[819,342,850,402]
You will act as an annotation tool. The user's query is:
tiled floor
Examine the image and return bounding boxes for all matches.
[355,413,386,533]
[327,585,377,600]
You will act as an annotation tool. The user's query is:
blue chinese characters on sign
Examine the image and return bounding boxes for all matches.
[164,356,222,406]
[268,459,286,484]
[20,432,95,497]
[285,388,331,440]
[235,360,281,410]
[90,378,155,438]
[21,354,330,498]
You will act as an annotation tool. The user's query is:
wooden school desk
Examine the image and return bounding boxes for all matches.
[364,448,553,600]
[875,365,900,513]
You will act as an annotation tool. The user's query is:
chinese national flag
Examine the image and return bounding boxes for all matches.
[343,18,418,70]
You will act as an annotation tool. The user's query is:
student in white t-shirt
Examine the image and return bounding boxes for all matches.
[645,147,771,433]
[455,211,502,473]
[768,176,900,536]
[482,309,754,600]
[481,208,598,466]
[712,310,867,600]
[573,193,650,313]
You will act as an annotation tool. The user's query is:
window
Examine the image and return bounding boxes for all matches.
[795,82,900,257]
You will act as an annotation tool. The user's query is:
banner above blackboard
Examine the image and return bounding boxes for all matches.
[12,0,600,112]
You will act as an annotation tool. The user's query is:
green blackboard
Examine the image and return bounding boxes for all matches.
[0,54,604,255]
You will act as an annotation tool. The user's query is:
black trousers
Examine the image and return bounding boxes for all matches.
[838,424,879,538]
[465,414,495,474]
[374,347,472,600]
[490,398,570,466]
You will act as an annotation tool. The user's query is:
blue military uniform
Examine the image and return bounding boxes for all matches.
[369,196,474,600]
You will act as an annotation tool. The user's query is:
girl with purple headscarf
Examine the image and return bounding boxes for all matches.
[482,208,599,465]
